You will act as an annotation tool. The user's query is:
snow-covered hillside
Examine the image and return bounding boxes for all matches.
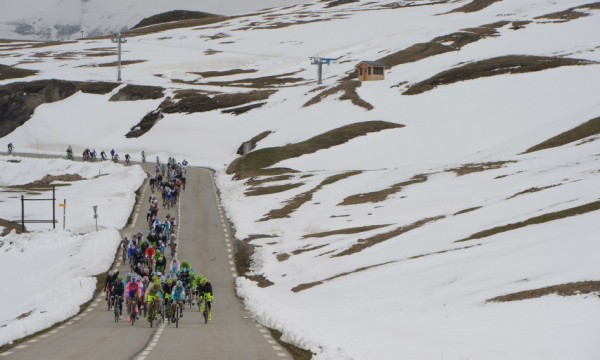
[0,0,313,40]
[1,0,600,359]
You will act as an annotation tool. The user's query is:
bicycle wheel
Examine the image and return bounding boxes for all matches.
[175,307,179,328]
[203,306,208,324]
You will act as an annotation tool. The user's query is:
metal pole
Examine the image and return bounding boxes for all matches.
[112,33,127,82]
[21,195,25,232]
[117,39,122,81]
[52,186,56,229]
[63,199,66,230]
[318,60,323,85]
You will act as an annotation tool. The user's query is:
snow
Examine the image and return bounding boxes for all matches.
[1,0,600,358]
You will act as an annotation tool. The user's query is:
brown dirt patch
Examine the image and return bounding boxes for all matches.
[123,16,229,37]
[488,281,600,302]
[0,218,25,236]
[304,80,373,110]
[291,244,328,255]
[276,253,290,262]
[125,109,163,138]
[339,174,427,205]
[26,174,84,186]
[447,0,502,13]
[94,60,146,67]
[245,174,293,187]
[0,64,38,80]
[201,71,305,88]
[534,3,600,22]
[261,171,362,221]
[523,116,600,153]
[227,121,401,179]
[453,206,482,216]
[291,261,394,292]
[506,184,561,199]
[109,84,164,101]
[448,161,515,176]
[191,69,257,78]
[456,200,600,242]
[163,90,275,114]
[403,55,595,95]
[245,183,304,196]
[303,224,391,238]
[333,216,445,257]
[246,274,274,288]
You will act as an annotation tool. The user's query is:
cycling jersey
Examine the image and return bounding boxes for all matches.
[171,285,186,302]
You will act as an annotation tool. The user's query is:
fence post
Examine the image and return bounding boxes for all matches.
[21,195,25,232]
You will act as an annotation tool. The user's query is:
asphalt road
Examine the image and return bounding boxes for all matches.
[2,165,291,360]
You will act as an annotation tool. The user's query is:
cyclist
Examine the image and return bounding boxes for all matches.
[7,143,13,154]
[112,275,125,319]
[100,150,107,161]
[170,280,186,322]
[125,274,141,323]
[197,277,213,321]
[104,269,119,301]
[155,250,166,273]
[125,153,131,165]
[145,278,161,323]
[66,146,73,160]
[110,148,115,159]
[170,256,180,274]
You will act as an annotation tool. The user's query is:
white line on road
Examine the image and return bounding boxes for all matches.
[0,352,13,357]
[14,345,27,349]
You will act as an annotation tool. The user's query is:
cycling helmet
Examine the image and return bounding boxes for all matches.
[117,275,122,281]
[200,278,207,285]
[153,278,160,285]
[167,278,174,284]
[176,280,183,287]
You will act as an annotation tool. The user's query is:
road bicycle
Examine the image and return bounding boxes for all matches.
[198,294,211,324]
[147,298,159,328]
[113,296,122,322]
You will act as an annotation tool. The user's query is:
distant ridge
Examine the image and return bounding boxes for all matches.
[131,10,222,29]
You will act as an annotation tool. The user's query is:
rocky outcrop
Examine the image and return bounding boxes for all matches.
[0,79,118,137]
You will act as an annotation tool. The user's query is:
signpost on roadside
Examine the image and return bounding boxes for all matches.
[93,205,98,231]
[59,199,66,229]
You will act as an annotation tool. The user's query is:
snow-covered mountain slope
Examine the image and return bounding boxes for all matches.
[0,0,313,40]
[1,0,600,359]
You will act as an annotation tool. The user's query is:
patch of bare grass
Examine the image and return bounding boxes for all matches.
[453,206,482,216]
[269,328,314,360]
[95,60,146,67]
[488,281,600,302]
[404,55,595,95]
[523,116,600,153]
[448,161,515,176]
[0,64,37,80]
[276,253,290,261]
[245,174,294,187]
[246,274,274,287]
[0,218,24,236]
[291,244,328,255]
[447,0,502,13]
[124,16,229,37]
[202,71,305,88]
[227,121,401,179]
[339,174,427,205]
[191,69,257,78]
[534,3,600,22]
[506,184,561,199]
[291,261,394,292]
[304,80,373,109]
[261,171,362,221]
[333,216,445,257]
[245,183,304,196]
[456,200,600,242]
[163,89,274,114]
[303,224,390,238]
[109,84,164,101]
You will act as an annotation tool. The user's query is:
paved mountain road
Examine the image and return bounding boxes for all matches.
[2,165,290,360]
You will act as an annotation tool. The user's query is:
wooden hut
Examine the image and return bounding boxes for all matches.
[355,61,386,81]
